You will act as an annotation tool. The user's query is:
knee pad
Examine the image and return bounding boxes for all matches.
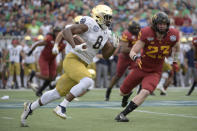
[70,77,94,97]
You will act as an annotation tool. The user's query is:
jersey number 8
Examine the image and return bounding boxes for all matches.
[93,36,103,49]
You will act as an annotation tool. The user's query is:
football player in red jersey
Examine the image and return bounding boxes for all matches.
[27,27,66,96]
[186,36,197,96]
[105,21,140,102]
[115,12,180,122]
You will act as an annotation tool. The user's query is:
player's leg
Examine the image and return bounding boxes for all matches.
[14,63,21,88]
[32,57,50,96]
[54,53,93,118]
[157,72,168,95]
[162,71,173,95]
[54,73,77,119]
[7,63,14,88]
[36,59,57,96]
[115,69,143,122]
[20,88,61,127]
[106,54,130,101]
[115,71,160,122]
[186,68,197,96]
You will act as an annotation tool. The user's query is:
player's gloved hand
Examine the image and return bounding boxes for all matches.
[27,50,33,56]
[111,33,119,48]
[52,43,59,54]
[74,43,87,51]
[133,55,142,69]
[172,62,179,72]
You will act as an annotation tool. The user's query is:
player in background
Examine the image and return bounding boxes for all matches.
[20,5,119,126]
[27,27,65,96]
[7,39,25,88]
[23,36,37,88]
[156,57,175,95]
[186,35,197,96]
[114,12,180,122]
[105,21,140,103]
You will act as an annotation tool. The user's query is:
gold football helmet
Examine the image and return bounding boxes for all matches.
[91,4,113,29]
[24,35,31,41]
[73,15,83,24]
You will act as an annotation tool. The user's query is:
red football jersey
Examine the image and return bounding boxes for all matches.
[40,34,66,61]
[139,26,180,72]
[192,36,197,60]
[121,30,138,47]
[121,30,138,56]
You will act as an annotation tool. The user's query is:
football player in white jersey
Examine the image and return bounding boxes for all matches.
[23,36,37,88]
[21,4,119,126]
[7,39,24,88]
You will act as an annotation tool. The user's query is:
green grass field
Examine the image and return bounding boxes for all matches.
[0,88,197,131]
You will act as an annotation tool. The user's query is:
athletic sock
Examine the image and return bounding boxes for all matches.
[137,84,142,94]
[105,88,112,99]
[37,80,51,94]
[60,98,69,108]
[29,70,36,82]
[187,81,196,96]
[121,101,138,116]
[30,99,40,110]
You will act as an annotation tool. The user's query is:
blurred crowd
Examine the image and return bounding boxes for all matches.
[0,0,197,89]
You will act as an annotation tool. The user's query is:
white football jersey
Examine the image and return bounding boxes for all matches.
[71,16,111,64]
[8,45,23,63]
[23,45,36,64]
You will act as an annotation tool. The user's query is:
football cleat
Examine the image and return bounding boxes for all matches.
[27,81,38,92]
[157,85,167,94]
[121,92,132,107]
[20,102,33,127]
[53,105,67,119]
[115,113,129,122]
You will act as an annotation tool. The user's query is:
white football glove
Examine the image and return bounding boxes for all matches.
[52,43,59,54]
[74,43,87,51]
[111,33,119,48]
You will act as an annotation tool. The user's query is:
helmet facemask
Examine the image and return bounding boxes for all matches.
[152,12,170,35]
[128,21,141,35]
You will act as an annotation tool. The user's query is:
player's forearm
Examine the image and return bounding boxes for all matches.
[129,40,144,60]
[62,28,75,48]
[173,51,179,62]
[55,31,63,45]
[172,42,180,62]
[102,47,116,59]
[121,46,131,53]
[129,50,137,61]
[31,41,45,52]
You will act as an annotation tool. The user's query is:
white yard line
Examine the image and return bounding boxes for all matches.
[135,110,197,119]
[1,116,14,120]
[106,107,197,119]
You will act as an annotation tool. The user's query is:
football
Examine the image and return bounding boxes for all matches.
[73,35,87,49]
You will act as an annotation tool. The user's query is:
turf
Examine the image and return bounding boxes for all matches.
[0,88,197,131]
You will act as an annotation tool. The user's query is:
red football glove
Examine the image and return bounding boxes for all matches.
[133,55,142,69]
[172,62,179,72]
